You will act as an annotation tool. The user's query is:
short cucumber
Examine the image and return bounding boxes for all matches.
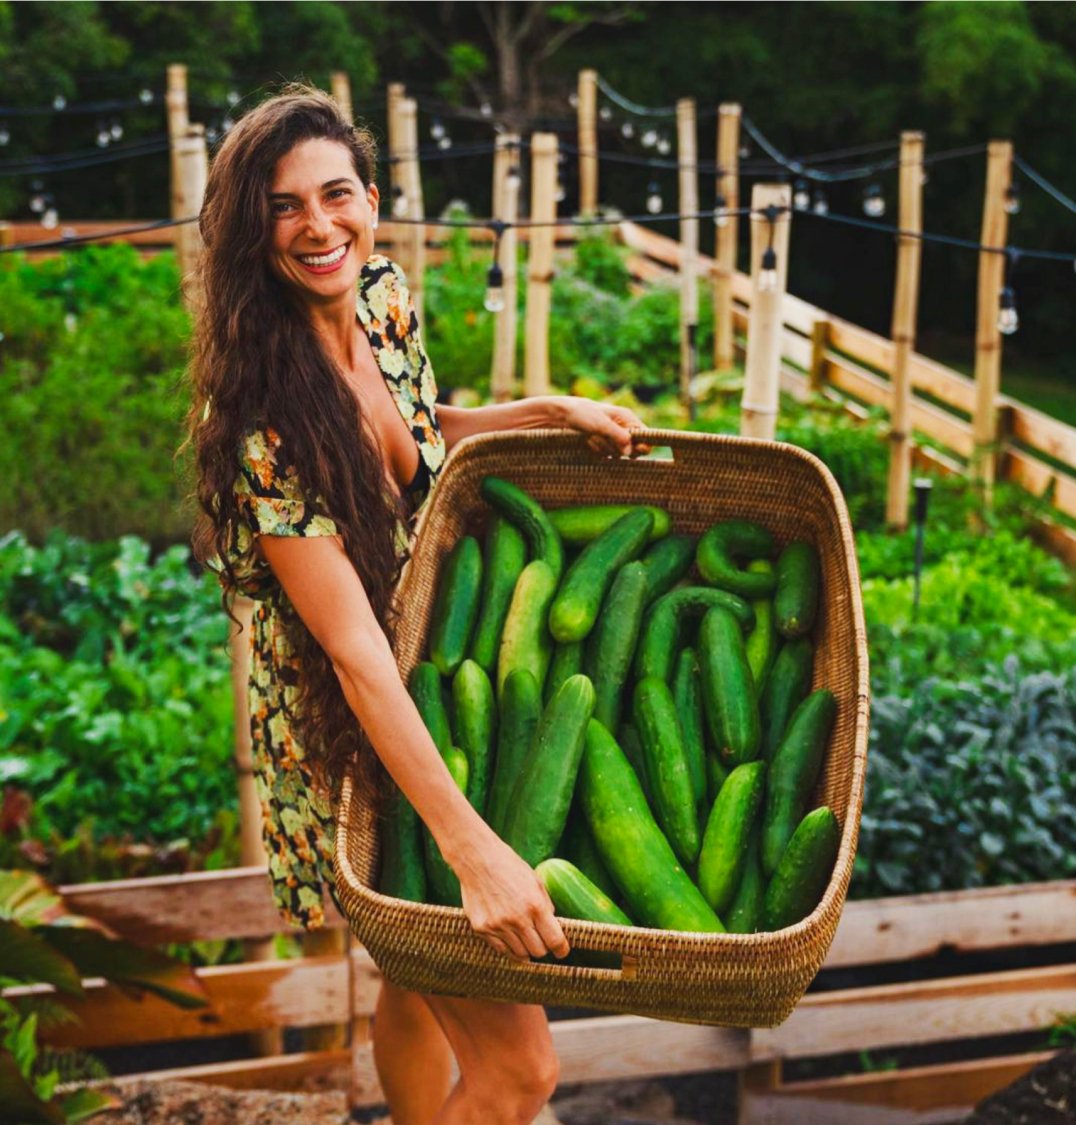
[428,536,482,677]
[408,662,452,755]
[486,669,541,836]
[697,606,761,766]
[696,520,776,598]
[697,761,767,915]
[496,560,557,698]
[632,676,701,866]
[549,504,670,545]
[451,660,496,817]
[536,858,633,927]
[379,787,427,903]
[559,806,621,902]
[579,720,725,933]
[725,828,765,934]
[422,747,468,907]
[774,541,821,639]
[585,560,649,733]
[761,807,840,931]
[549,509,654,643]
[501,675,596,866]
[760,638,815,761]
[744,560,777,699]
[640,534,697,605]
[761,690,838,876]
[480,476,564,584]
[672,647,706,806]
[635,586,754,683]
[469,518,526,676]
[546,640,584,704]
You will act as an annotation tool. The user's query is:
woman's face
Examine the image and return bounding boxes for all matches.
[267,137,379,307]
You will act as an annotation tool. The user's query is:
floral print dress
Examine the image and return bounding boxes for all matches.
[219,255,445,929]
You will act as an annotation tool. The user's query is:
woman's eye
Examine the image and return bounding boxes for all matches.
[271,201,296,216]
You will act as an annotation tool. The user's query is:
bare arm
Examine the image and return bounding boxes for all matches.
[257,532,568,962]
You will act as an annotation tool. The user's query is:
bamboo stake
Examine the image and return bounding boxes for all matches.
[677,98,699,413]
[740,183,792,441]
[174,124,208,311]
[885,131,925,530]
[386,83,407,274]
[577,69,598,215]
[524,133,558,397]
[166,64,190,261]
[0,222,12,249]
[714,103,742,371]
[490,133,521,402]
[330,71,353,123]
[971,140,1013,497]
[400,97,426,325]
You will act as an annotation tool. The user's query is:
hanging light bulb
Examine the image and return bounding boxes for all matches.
[793,179,810,211]
[641,128,658,148]
[206,123,220,144]
[555,181,566,203]
[599,104,613,122]
[714,193,729,228]
[621,121,634,139]
[139,88,154,105]
[920,169,929,187]
[96,121,110,147]
[656,135,671,156]
[221,115,234,132]
[64,312,78,333]
[52,94,67,111]
[569,91,579,109]
[997,286,1019,335]
[42,207,59,230]
[227,89,240,107]
[430,118,446,141]
[484,261,506,312]
[438,135,452,150]
[758,246,778,293]
[506,164,521,188]
[110,117,123,141]
[480,100,493,117]
[863,183,886,218]
[812,189,829,216]
[646,181,663,214]
[0,123,9,146]
[30,193,45,213]
[1004,181,1021,216]
[739,142,751,159]
[392,184,408,218]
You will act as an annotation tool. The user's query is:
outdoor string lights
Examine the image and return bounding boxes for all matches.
[757,204,780,293]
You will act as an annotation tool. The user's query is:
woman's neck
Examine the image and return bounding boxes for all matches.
[304,294,360,371]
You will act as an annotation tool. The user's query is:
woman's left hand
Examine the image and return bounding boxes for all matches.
[552,396,650,459]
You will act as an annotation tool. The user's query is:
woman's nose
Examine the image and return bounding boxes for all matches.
[305,204,334,241]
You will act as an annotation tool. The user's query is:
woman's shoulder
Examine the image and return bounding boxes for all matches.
[360,254,411,300]
[237,425,297,497]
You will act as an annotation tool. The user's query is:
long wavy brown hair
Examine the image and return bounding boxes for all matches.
[183,85,403,806]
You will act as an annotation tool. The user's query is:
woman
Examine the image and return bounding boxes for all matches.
[186,86,645,1125]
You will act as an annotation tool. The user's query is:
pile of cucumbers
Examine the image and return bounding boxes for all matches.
[379,475,841,936]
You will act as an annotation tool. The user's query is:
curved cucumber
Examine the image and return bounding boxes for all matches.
[744,560,777,699]
[428,536,482,677]
[452,660,496,817]
[761,806,840,931]
[697,761,767,915]
[774,541,821,639]
[672,647,707,806]
[549,504,670,545]
[696,520,776,598]
[725,828,765,934]
[486,669,542,836]
[409,662,452,755]
[480,476,564,584]
[635,586,754,683]
[469,518,526,675]
[579,720,724,933]
[497,560,557,698]
[640,534,697,606]
[549,509,654,643]
[379,787,427,903]
[422,748,468,907]
[536,858,633,927]
[585,560,649,734]
[546,640,584,704]
[698,606,761,766]
[760,638,815,761]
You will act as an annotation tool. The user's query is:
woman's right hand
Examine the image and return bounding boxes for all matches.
[452,831,570,962]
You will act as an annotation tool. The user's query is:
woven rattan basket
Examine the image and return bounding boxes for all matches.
[334,428,869,1027]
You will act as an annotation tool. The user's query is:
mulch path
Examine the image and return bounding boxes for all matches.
[964,1050,1076,1124]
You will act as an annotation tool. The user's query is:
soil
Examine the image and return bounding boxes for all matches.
[963,1049,1076,1125]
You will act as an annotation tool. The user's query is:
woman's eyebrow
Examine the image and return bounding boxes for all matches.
[269,177,355,199]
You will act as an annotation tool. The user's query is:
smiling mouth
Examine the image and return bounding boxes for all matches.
[296,242,350,271]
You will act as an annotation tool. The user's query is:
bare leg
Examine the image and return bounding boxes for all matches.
[373,981,453,1125]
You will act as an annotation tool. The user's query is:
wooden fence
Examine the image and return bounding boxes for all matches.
[5,871,1072,1123]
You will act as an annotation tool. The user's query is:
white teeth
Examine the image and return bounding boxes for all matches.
[298,244,347,267]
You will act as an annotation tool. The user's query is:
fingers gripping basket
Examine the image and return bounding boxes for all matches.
[334,429,869,1028]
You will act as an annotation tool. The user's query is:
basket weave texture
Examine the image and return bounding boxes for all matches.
[334,428,869,1028]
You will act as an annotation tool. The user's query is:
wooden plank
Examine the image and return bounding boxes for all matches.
[754,963,1076,1062]
[826,881,1076,968]
[828,317,894,374]
[110,1049,351,1092]
[1001,448,1076,520]
[1007,402,1076,469]
[909,353,977,415]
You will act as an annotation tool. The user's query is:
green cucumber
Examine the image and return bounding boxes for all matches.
[480,476,564,584]
[585,560,649,733]
[559,806,621,902]
[672,648,706,806]
[536,858,633,927]
[635,586,754,683]
[705,750,729,805]
[501,675,596,866]
[486,669,542,836]
[761,690,838,876]
[640,534,697,606]
[451,660,496,817]
[697,606,761,766]
[409,662,451,755]
[696,520,776,598]
[697,761,767,915]
[761,807,840,931]
[423,747,468,907]
[760,638,815,761]
[725,828,765,934]
[497,560,556,698]
[632,676,700,866]
[379,787,427,902]
[617,722,655,810]
[549,504,670,545]
[745,560,777,699]
[579,720,725,933]
[469,517,526,675]
[549,509,654,643]
[546,640,584,704]
[774,541,821,639]
[428,536,482,677]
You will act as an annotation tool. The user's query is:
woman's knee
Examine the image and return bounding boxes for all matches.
[470,1024,559,1115]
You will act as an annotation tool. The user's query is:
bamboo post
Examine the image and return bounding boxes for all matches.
[0,222,12,249]
[677,97,699,412]
[714,103,742,371]
[490,133,521,402]
[524,133,558,397]
[885,131,925,530]
[740,183,792,441]
[228,597,283,1057]
[386,83,407,273]
[577,69,598,215]
[173,124,208,311]
[330,71,353,123]
[971,140,1014,496]
[400,97,425,325]
[166,64,190,259]
[808,317,828,393]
